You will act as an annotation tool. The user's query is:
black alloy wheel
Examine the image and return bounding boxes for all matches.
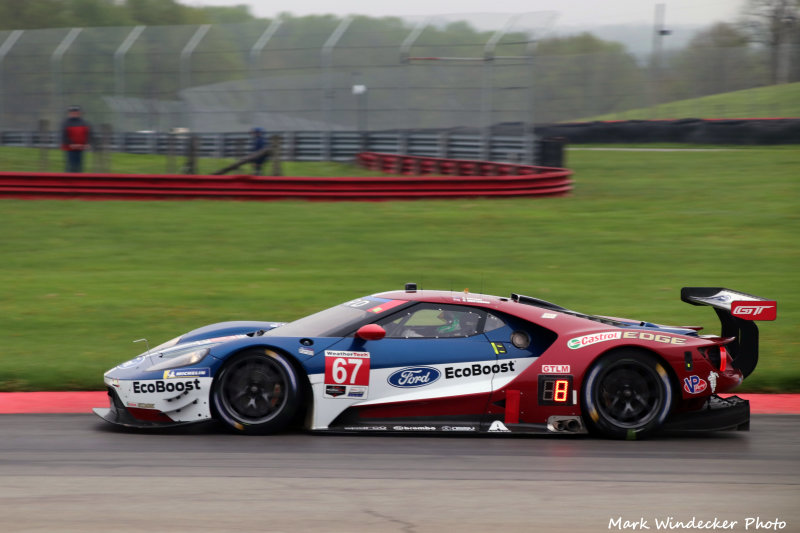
[211,349,300,434]
[582,350,673,440]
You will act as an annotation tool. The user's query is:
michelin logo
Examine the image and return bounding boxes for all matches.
[163,368,210,379]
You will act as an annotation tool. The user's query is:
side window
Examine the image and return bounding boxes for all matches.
[378,304,485,339]
[481,310,558,355]
[484,312,506,333]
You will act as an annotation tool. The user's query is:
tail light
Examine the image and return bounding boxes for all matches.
[699,345,729,371]
[699,346,721,369]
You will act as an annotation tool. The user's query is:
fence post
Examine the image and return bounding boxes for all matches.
[649,3,670,115]
[249,18,283,120]
[270,134,282,176]
[438,131,449,159]
[184,134,197,174]
[94,123,112,172]
[180,25,211,131]
[284,131,295,161]
[397,130,408,157]
[481,15,517,162]
[322,130,331,162]
[321,17,353,160]
[0,30,24,130]
[38,118,49,171]
[399,20,428,131]
[167,128,179,174]
[114,25,146,129]
[51,28,83,126]
[525,39,537,165]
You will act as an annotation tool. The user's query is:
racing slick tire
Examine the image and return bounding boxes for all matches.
[581,350,674,440]
[211,348,300,435]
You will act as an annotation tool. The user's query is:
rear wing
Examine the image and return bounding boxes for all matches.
[681,287,776,379]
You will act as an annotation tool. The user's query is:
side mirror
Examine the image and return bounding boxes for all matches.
[356,324,386,341]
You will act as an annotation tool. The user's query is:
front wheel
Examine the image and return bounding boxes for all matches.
[582,350,673,440]
[211,349,300,435]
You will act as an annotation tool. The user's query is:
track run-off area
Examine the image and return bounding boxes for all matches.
[1,393,799,531]
[0,412,797,532]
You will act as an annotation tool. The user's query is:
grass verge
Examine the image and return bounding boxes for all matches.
[580,82,800,121]
[0,145,797,391]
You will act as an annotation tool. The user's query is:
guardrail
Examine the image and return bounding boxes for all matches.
[0,130,541,164]
[0,152,572,201]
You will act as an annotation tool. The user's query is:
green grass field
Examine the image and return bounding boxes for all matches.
[583,82,800,121]
[0,146,797,392]
[0,146,387,177]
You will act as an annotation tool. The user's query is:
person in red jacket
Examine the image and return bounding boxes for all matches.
[61,106,92,172]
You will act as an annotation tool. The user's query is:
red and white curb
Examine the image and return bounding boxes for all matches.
[0,392,798,414]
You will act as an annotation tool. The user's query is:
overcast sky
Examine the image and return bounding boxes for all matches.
[186,0,747,27]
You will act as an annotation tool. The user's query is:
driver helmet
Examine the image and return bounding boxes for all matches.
[437,310,461,333]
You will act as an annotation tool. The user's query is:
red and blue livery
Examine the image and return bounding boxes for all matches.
[94,285,776,439]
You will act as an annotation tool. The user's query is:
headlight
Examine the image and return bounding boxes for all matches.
[141,336,181,356]
[145,348,209,372]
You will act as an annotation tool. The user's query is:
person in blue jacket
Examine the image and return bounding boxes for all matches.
[251,127,269,175]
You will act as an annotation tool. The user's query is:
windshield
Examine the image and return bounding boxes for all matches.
[262,296,408,338]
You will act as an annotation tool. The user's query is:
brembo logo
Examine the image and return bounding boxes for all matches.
[387,367,441,388]
[731,301,777,321]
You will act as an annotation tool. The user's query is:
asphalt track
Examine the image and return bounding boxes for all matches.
[0,414,798,533]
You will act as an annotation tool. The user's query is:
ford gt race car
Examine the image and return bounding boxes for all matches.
[94,285,776,439]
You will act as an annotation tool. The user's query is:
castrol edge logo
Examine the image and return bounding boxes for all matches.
[568,330,687,349]
[567,332,621,349]
[731,301,777,321]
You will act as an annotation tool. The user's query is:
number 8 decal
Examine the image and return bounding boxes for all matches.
[554,379,569,402]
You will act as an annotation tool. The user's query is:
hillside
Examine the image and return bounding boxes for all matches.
[581,83,800,121]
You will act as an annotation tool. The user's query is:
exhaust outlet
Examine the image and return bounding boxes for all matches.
[547,415,587,434]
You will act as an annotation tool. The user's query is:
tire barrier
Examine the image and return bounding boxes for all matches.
[532,118,800,145]
[0,153,572,201]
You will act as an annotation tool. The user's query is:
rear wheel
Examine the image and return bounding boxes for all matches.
[582,350,673,440]
[212,349,300,435]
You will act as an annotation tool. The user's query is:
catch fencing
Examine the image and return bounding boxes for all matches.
[0,16,795,136]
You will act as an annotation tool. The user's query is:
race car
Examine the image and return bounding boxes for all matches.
[94,284,776,439]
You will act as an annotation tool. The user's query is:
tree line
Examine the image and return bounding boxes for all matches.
[0,0,255,29]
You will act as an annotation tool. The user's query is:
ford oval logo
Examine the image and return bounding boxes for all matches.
[387,366,441,388]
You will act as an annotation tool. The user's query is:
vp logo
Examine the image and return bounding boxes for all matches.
[683,375,707,395]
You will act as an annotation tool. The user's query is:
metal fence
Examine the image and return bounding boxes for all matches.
[0,16,796,136]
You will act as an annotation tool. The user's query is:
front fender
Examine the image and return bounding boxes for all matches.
[207,336,341,365]
[180,321,286,343]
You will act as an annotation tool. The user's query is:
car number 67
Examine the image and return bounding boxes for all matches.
[324,351,370,387]
[332,358,362,384]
